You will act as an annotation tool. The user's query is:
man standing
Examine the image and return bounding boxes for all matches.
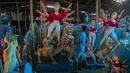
[74,25,87,71]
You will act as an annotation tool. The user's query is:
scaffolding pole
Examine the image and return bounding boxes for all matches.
[96,0,99,28]
[98,0,101,18]
[16,0,21,35]
[25,8,27,30]
[77,0,79,25]
[30,0,36,69]
[96,0,99,19]
[24,0,27,31]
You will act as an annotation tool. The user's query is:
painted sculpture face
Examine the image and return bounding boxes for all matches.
[42,37,48,46]
[91,20,95,26]
[111,12,117,20]
[54,2,60,11]
[114,55,120,61]
[42,37,50,46]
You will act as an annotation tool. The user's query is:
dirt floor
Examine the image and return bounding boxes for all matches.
[36,68,104,73]
[78,68,104,73]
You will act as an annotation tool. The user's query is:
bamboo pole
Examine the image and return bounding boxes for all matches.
[39,5,43,47]
[30,0,36,68]
[98,0,101,29]
[76,0,80,43]
[70,0,72,24]
[16,0,21,35]
[96,0,99,28]
[24,1,27,31]
[30,0,33,25]
[25,9,27,31]
[96,0,99,19]
[98,0,101,18]
[77,0,80,27]
[77,0,79,25]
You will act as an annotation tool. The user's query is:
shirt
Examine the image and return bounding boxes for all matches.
[51,13,62,21]
[50,10,66,21]
[89,26,96,32]
[102,20,119,28]
[76,32,87,51]
[47,11,53,22]
[59,10,67,20]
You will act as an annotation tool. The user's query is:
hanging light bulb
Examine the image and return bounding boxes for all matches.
[113,0,126,4]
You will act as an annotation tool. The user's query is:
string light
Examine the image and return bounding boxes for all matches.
[46,5,71,10]
[46,5,54,8]
[113,0,126,4]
